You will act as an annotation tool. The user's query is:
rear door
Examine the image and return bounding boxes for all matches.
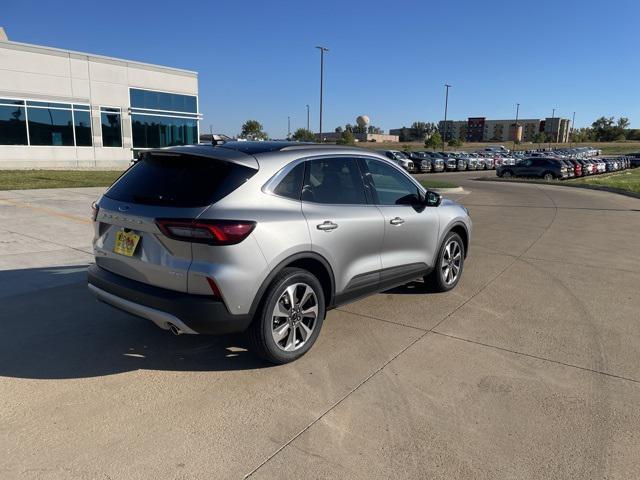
[359,157,440,287]
[94,152,257,292]
[300,156,384,299]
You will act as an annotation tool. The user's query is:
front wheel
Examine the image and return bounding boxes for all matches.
[247,268,325,364]
[425,232,465,292]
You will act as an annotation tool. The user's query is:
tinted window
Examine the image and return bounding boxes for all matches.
[73,109,92,146]
[361,158,419,206]
[101,109,122,147]
[130,88,197,113]
[105,154,257,207]
[27,107,74,146]
[131,114,197,148]
[0,104,28,145]
[274,163,304,200]
[302,158,366,205]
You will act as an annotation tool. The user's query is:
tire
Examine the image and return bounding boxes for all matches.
[247,267,325,364]
[424,232,465,292]
[502,170,513,178]
[542,172,555,181]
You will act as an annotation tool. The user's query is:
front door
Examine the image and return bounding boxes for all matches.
[358,157,440,288]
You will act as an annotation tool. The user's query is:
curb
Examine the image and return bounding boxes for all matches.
[477,177,640,200]
[431,187,466,194]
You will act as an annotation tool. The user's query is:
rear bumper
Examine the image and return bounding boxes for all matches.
[87,264,252,335]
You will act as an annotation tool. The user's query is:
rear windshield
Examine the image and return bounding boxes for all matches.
[105,153,257,207]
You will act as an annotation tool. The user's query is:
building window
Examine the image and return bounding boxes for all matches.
[130,88,197,113]
[73,104,92,147]
[131,114,197,148]
[129,88,199,149]
[26,101,74,146]
[100,107,122,147]
[0,98,28,145]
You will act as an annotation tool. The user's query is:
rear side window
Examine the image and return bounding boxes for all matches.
[302,157,366,205]
[105,153,257,207]
[273,162,304,200]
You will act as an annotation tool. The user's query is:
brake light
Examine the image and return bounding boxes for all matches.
[91,201,99,222]
[156,219,256,245]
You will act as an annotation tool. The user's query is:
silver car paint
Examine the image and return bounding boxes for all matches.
[92,145,471,324]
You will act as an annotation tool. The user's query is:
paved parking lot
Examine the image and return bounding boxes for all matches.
[1,171,639,479]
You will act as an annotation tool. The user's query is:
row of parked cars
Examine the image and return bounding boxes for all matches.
[380,146,616,176]
[496,155,636,180]
[380,150,518,173]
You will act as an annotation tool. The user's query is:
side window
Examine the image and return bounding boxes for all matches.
[273,162,304,200]
[302,157,367,205]
[360,158,419,206]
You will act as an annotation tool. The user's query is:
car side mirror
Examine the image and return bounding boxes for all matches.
[425,190,442,207]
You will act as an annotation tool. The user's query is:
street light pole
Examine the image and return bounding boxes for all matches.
[287,116,291,139]
[570,111,576,147]
[514,103,520,151]
[442,84,451,151]
[549,107,556,149]
[315,46,329,142]
[306,104,310,131]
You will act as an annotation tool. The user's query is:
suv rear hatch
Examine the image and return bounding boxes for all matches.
[93,149,257,293]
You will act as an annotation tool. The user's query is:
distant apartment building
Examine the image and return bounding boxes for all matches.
[438,117,571,143]
[318,132,399,143]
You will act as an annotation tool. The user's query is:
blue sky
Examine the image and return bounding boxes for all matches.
[4,0,639,136]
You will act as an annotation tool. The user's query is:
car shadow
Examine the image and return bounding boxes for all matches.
[0,265,271,380]
[383,279,443,295]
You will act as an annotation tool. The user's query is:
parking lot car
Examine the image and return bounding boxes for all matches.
[379,150,416,173]
[88,142,472,364]
[497,157,568,180]
[420,152,446,172]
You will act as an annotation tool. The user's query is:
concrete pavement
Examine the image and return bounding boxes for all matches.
[1,173,639,479]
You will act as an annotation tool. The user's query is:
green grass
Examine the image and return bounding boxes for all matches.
[419,179,459,189]
[568,168,640,193]
[0,170,123,190]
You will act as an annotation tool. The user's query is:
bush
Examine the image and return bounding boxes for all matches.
[447,138,463,147]
[336,130,355,145]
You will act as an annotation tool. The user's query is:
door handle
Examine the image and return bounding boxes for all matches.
[317,220,338,231]
[390,217,405,226]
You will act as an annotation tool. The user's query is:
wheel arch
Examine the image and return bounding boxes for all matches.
[248,252,336,317]
[444,221,470,258]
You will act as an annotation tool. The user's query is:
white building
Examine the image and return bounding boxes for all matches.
[0,27,200,169]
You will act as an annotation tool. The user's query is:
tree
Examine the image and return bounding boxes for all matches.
[448,138,463,147]
[334,126,343,133]
[591,116,629,142]
[336,130,355,145]
[241,119,268,140]
[410,121,438,141]
[533,132,546,143]
[424,131,441,149]
[292,128,316,142]
[367,125,383,134]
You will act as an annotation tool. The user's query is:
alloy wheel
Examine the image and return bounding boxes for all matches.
[271,283,318,352]
[441,239,462,285]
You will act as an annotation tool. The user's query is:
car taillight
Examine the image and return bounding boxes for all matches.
[156,219,256,245]
[91,201,99,222]
[206,277,222,298]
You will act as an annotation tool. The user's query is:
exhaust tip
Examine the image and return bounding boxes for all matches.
[167,323,182,336]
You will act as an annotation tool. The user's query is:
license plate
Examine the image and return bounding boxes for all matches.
[113,230,140,257]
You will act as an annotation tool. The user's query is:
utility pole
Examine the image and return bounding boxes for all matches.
[287,116,291,139]
[315,46,329,142]
[549,107,556,149]
[442,84,451,151]
[513,103,520,151]
[306,104,310,131]
[570,111,576,147]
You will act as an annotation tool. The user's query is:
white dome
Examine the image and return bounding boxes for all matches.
[356,115,370,127]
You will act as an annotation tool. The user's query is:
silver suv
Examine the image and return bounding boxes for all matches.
[88,142,471,364]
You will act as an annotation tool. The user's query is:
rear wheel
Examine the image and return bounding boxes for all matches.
[425,232,465,292]
[502,170,513,178]
[247,268,325,364]
[542,172,555,181]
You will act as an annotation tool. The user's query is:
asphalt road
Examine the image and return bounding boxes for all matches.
[1,171,639,479]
